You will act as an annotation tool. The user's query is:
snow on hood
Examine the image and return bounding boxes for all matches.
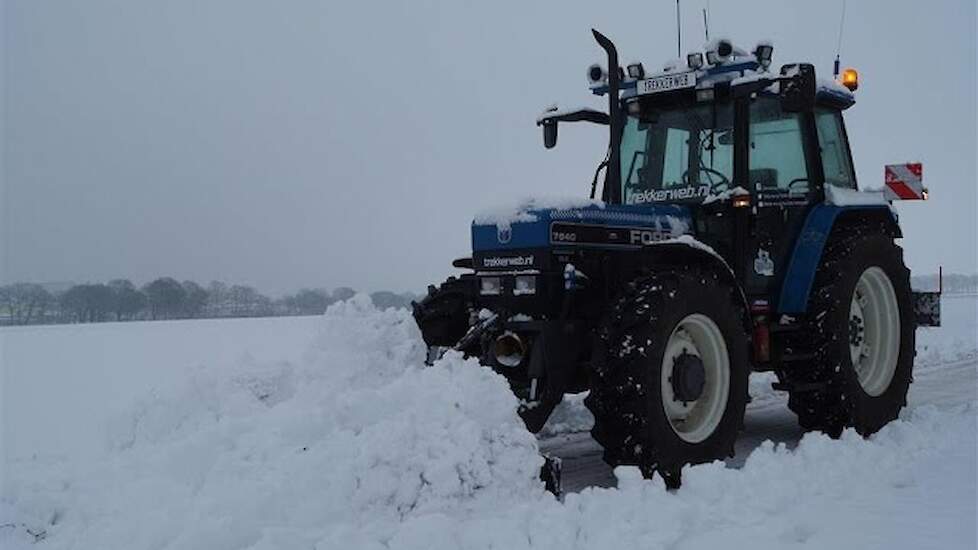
[473,196,605,229]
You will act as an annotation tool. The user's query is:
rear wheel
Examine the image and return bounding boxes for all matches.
[585,266,749,487]
[786,234,914,436]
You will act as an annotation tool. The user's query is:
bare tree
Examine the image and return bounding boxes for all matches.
[0,283,52,325]
[181,280,208,318]
[107,279,146,321]
[227,285,273,317]
[59,284,114,323]
[332,287,356,303]
[205,281,230,317]
[283,288,334,315]
[143,278,186,320]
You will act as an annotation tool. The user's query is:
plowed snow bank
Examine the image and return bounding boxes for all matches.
[2,296,975,549]
[3,297,545,549]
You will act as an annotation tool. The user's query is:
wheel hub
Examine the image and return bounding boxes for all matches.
[848,267,901,397]
[671,351,706,403]
[849,313,865,347]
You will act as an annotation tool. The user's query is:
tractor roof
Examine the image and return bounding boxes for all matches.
[590,40,856,110]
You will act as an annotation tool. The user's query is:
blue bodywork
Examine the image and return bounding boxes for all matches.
[472,203,693,253]
[777,204,897,313]
[472,200,896,316]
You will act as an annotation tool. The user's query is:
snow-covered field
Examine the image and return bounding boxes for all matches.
[2,295,975,549]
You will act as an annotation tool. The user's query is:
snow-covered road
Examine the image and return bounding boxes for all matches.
[541,357,978,493]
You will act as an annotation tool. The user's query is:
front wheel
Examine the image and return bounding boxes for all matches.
[585,266,749,487]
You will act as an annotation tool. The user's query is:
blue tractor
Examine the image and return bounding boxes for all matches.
[414,31,939,488]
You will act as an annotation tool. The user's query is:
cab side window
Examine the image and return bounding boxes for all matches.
[815,109,856,189]
[749,99,810,192]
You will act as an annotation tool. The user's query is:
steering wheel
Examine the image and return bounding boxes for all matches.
[788,178,809,190]
[683,167,731,192]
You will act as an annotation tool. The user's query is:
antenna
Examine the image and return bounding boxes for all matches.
[676,0,682,58]
[833,0,848,77]
[702,7,710,42]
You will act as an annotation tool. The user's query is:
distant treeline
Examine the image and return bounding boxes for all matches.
[3,272,973,328]
[0,279,420,326]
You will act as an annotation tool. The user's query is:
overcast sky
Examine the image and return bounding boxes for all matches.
[2,0,976,295]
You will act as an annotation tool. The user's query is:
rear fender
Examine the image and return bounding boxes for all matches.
[777,205,900,314]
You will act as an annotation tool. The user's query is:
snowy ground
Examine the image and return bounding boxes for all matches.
[1,295,975,549]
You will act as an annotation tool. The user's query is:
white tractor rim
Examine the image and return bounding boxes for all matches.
[660,313,730,444]
[849,266,900,397]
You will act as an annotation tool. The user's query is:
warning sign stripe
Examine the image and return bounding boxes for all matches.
[884,163,924,200]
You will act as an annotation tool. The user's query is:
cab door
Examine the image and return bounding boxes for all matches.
[743,96,823,300]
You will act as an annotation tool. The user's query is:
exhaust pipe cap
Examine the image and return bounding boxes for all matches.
[493,332,526,368]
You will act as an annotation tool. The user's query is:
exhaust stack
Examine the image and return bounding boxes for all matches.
[492,332,526,367]
[592,29,623,204]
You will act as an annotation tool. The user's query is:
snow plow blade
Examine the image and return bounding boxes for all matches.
[540,454,562,497]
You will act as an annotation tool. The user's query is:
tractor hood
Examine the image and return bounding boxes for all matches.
[471,198,693,257]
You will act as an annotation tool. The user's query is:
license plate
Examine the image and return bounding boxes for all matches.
[638,71,696,95]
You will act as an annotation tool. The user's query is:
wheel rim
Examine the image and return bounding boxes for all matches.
[848,266,900,397]
[660,314,730,444]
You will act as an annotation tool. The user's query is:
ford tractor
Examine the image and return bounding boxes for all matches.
[413,31,940,488]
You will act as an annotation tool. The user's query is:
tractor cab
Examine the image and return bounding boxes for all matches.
[538,36,864,306]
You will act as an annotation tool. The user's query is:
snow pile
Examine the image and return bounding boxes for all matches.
[1,296,545,549]
[362,403,977,550]
[473,196,604,229]
[540,392,594,436]
[2,296,975,549]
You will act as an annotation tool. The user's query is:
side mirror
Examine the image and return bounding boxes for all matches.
[543,120,558,149]
[779,63,816,112]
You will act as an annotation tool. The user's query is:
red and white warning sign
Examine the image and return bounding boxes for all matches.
[884,163,925,200]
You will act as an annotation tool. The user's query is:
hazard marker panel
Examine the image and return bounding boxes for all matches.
[884,163,924,200]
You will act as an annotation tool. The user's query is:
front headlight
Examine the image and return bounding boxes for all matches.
[480,276,502,296]
[513,275,537,296]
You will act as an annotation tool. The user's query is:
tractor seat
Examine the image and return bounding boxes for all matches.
[749,168,779,190]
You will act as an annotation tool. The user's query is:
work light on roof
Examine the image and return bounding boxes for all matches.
[706,39,733,66]
[626,62,645,80]
[754,44,773,68]
[587,63,606,85]
[687,52,704,70]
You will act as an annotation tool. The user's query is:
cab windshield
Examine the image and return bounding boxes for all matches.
[620,102,735,205]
